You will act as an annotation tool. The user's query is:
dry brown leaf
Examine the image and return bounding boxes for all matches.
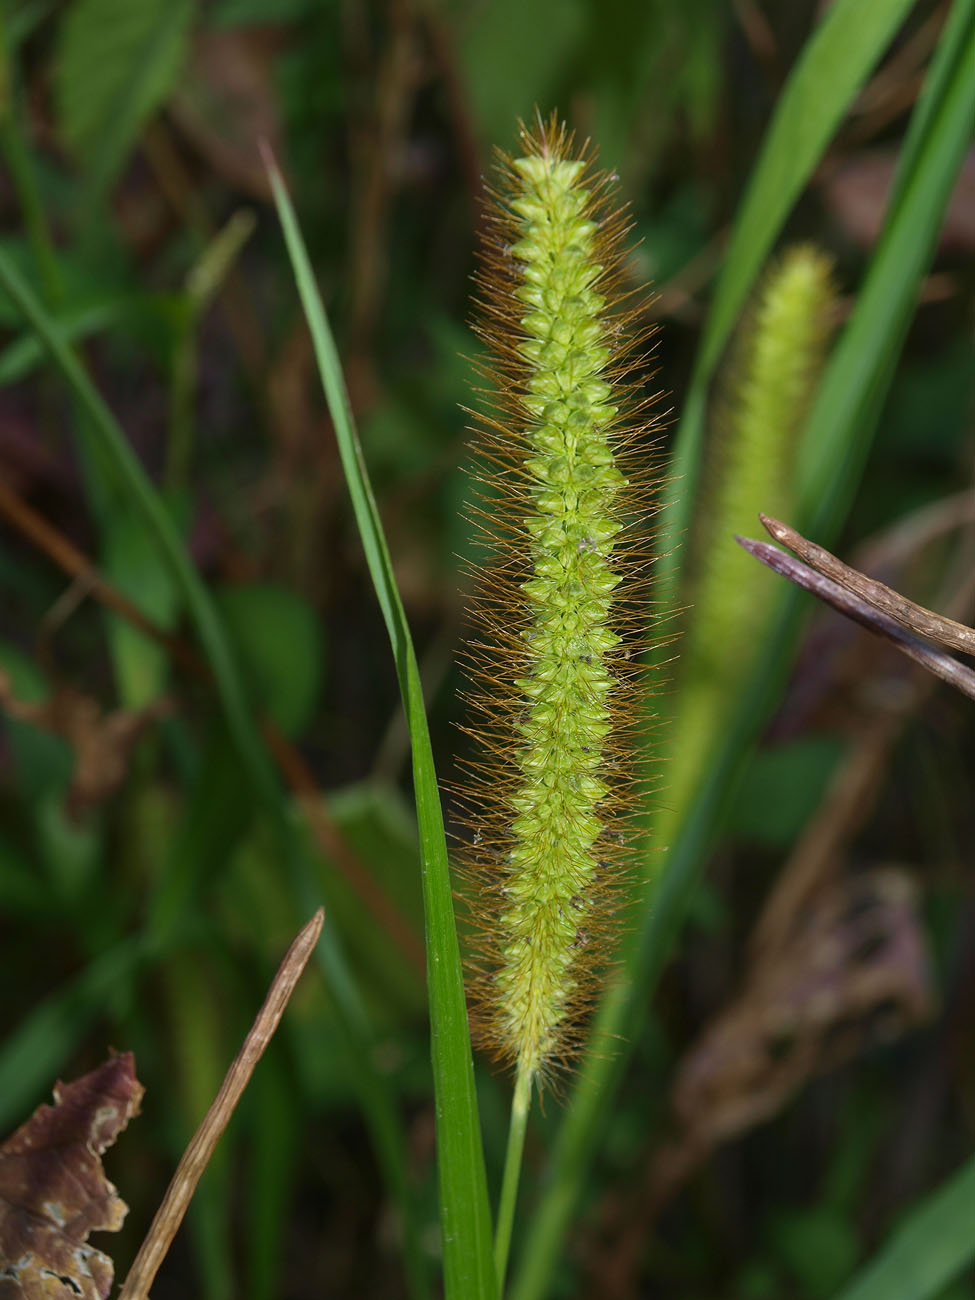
[0,1054,143,1299]
[0,671,171,815]
[651,870,933,1206]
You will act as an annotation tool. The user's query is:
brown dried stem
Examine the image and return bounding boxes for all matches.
[759,513,975,655]
[118,908,324,1300]
[737,516,975,701]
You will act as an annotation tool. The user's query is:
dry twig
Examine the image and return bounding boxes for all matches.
[737,515,975,700]
[118,909,324,1300]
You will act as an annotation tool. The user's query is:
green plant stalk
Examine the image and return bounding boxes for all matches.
[167,210,257,491]
[264,150,496,1300]
[0,250,431,1300]
[510,5,975,1294]
[494,1066,531,1291]
[655,0,916,623]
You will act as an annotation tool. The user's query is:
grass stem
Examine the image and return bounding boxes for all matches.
[495,1064,532,1294]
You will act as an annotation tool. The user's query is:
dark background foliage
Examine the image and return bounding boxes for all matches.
[0,0,972,1296]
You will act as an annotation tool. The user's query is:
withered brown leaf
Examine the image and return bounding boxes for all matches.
[0,670,172,816]
[0,1054,143,1300]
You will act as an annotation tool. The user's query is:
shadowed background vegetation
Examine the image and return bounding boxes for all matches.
[0,0,972,1297]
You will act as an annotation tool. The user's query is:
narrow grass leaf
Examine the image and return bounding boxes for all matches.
[658,0,916,608]
[265,154,496,1300]
[797,0,975,529]
[834,1155,975,1300]
[0,249,427,1300]
[0,298,160,386]
[244,1053,299,1300]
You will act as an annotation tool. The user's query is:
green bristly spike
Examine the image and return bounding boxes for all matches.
[498,151,626,1078]
[691,244,838,680]
[457,121,662,1287]
[665,244,838,832]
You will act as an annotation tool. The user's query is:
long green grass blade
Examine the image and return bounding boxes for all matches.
[0,249,429,1300]
[0,297,149,385]
[797,0,975,529]
[245,1051,300,1300]
[265,153,496,1300]
[657,0,916,609]
[510,8,974,1295]
[834,1155,975,1300]
[0,252,278,815]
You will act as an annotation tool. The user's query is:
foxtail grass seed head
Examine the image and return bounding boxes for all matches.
[664,245,837,829]
[456,116,662,1084]
[690,243,837,682]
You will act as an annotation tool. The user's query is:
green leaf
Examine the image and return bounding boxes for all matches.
[0,294,174,386]
[0,642,73,801]
[458,0,586,149]
[164,953,236,1300]
[0,253,276,824]
[834,1156,975,1300]
[213,0,316,23]
[657,0,917,610]
[731,737,843,848]
[796,0,975,532]
[768,1206,860,1299]
[266,154,496,1300]
[214,582,325,738]
[304,783,426,1021]
[103,503,182,710]
[244,1050,300,1300]
[146,723,253,946]
[0,834,45,915]
[53,0,195,203]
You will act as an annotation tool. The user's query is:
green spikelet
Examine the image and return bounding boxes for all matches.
[692,243,837,675]
[457,117,659,1084]
[667,244,837,825]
